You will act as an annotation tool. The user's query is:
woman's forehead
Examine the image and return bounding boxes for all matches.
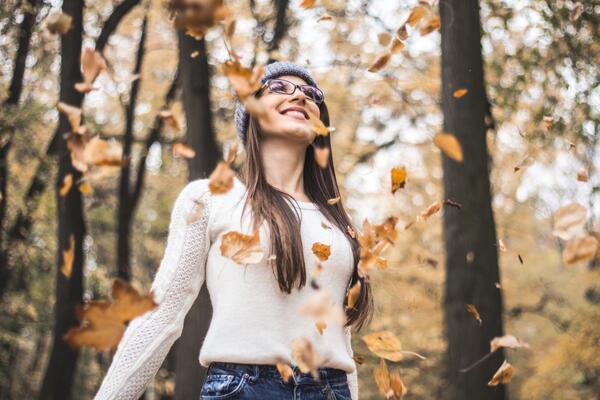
[275,75,308,85]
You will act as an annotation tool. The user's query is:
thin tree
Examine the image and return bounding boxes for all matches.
[439,1,507,399]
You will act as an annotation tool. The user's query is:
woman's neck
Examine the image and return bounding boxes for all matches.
[260,138,309,201]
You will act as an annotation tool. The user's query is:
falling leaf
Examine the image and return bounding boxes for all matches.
[374,358,407,399]
[220,230,265,264]
[299,0,317,9]
[396,24,408,40]
[406,5,427,26]
[434,132,463,162]
[498,239,507,252]
[60,174,73,197]
[172,143,196,159]
[314,146,329,168]
[57,102,83,134]
[362,331,404,362]
[390,37,405,54]
[78,181,93,195]
[466,304,482,325]
[191,50,200,58]
[552,202,587,240]
[169,1,228,41]
[63,278,157,351]
[307,108,333,136]
[577,169,588,182]
[276,362,294,382]
[317,13,332,22]
[419,15,440,35]
[368,52,391,73]
[311,242,331,261]
[299,289,345,328]
[327,196,341,205]
[291,337,321,380]
[315,321,327,335]
[391,166,407,194]
[45,11,72,35]
[513,154,534,172]
[61,234,75,278]
[74,48,106,93]
[378,32,392,46]
[222,59,264,99]
[495,282,501,289]
[208,161,235,194]
[225,139,240,164]
[488,360,513,386]
[158,109,181,131]
[453,88,468,98]
[490,335,530,353]
[570,2,584,21]
[346,280,361,311]
[418,200,442,221]
[321,222,331,230]
[517,254,523,264]
[83,136,123,168]
[563,235,598,265]
[353,354,365,365]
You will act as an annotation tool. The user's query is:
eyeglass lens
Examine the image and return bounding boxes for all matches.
[268,79,323,103]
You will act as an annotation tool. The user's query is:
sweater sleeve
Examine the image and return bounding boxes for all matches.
[94,179,212,400]
[344,325,359,400]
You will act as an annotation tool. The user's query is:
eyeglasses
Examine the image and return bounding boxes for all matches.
[255,78,324,104]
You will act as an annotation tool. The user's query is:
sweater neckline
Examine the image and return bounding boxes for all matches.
[233,176,319,211]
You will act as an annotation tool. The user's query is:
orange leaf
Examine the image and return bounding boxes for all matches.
[466,304,482,326]
[391,166,406,194]
[488,360,513,386]
[311,242,331,261]
[434,132,463,162]
[314,146,329,168]
[208,161,235,194]
[172,143,196,159]
[60,174,73,197]
[368,52,391,73]
[45,11,72,35]
[220,230,265,265]
[74,48,106,93]
[61,234,75,278]
[453,88,468,98]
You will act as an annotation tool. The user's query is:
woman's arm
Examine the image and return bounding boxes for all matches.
[344,325,359,400]
[94,180,212,400]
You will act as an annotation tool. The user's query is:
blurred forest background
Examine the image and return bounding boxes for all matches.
[0,0,599,399]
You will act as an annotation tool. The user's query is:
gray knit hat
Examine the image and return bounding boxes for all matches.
[234,61,319,144]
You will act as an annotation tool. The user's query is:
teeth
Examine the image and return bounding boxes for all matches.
[282,110,306,119]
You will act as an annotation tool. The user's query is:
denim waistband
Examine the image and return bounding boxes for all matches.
[207,361,348,385]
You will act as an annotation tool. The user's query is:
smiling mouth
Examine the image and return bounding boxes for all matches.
[279,108,309,120]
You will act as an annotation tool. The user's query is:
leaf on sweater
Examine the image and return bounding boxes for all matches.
[209,161,235,194]
[63,278,157,351]
[487,360,513,386]
[373,357,407,399]
[74,48,106,93]
[311,242,331,261]
[220,229,265,264]
[291,336,321,380]
[315,321,327,335]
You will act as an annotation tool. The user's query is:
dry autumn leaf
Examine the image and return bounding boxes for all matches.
[418,200,442,221]
[576,169,588,182]
[378,32,392,46]
[368,52,391,73]
[346,280,361,311]
[172,142,196,159]
[390,37,405,54]
[45,11,72,35]
[362,331,403,362]
[488,360,513,386]
[490,334,530,353]
[74,48,106,93]
[276,362,294,383]
[299,289,345,328]
[60,174,73,197]
[208,161,235,194]
[290,336,321,380]
[391,166,407,194]
[562,235,598,265]
[466,304,482,325]
[419,15,440,35]
[299,0,317,9]
[311,242,331,261]
[222,59,264,99]
[552,202,587,240]
[220,230,265,265]
[434,132,463,162]
[57,102,83,134]
[453,88,468,98]
[313,146,329,168]
[63,278,157,351]
[373,358,407,399]
[61,234,75,278]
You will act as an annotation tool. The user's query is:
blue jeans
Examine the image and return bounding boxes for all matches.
[199,361,352,400]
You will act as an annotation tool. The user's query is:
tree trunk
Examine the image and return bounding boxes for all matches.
[172,32,219,400]
[38,0,85,398]
[439,1,507,399]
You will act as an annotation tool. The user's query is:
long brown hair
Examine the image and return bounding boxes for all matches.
[240,97,374,332]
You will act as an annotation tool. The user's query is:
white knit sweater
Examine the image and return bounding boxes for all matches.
[94,176,359,400]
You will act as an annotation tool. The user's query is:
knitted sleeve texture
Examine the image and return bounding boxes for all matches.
[94,180,212,400]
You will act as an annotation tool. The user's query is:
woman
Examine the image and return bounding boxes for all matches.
[94,61,373,400]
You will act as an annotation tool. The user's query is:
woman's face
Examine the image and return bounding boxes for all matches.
[255,75,321,144]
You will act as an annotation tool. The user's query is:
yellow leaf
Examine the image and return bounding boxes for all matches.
[312,242,331,261]
[391,166,407,194]
[61,234,75,278]
[434,132,463,162]
[488,360,513,386]
[362,331,403,362]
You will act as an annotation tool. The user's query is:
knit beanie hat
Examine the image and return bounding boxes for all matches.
[234,61,320,144]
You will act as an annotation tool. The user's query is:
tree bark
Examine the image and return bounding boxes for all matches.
[439,1,507,399]
[173,32,219,400]
[38,0,85,398]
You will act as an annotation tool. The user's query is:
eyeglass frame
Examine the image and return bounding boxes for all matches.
[253,78,325,105]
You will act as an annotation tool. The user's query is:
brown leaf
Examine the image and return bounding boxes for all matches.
[378,32,392,46]
[222,60,264,99]
[374,358,407,399]
[419,15,440,35]
[158,109,181,131]
[172,143,196,159]
[487,360,513,386]
[466,304,482,326]
[406,4,427,26]
[74,48,106,93]
[314,146,329,168]
[490,335,530,353]
[577,169,588,182]
[327,196,341,205]
[307,108,333,136]
[225,19,236,39]
[391,166,407,194]
[45,11,72,35]
[390,37,405,54]
[84,136,123,167]
[434,132,463,162]
[368,52,391,73]
[362,331,403,362]
[453,88,468,98]
[513,153,534,172]
[61,234,75,278]
[312,242,331,261]
[552,202,587,240]
[317,13,333,22]
[59,174,73,197]
[220,229,265,264]
[208,161,235,194]
[276,362,294,383]
[570,2,584,21]
[563,235,598,265]
[418,200,441,221]
[57,102,82,134]
[395,24,408,40]
[291,337,321,380]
